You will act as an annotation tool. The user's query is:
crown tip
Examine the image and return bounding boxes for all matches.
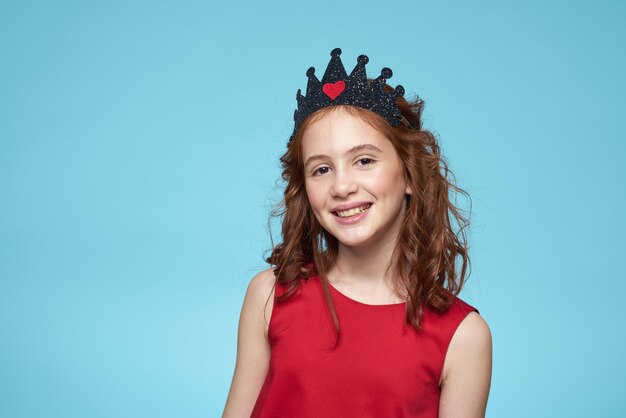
[330,47,342,57]
[381,67,393,79]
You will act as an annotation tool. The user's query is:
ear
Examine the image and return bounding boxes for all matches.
[405,183,412,195]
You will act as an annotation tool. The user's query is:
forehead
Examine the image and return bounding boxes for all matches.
[300,107,391,156]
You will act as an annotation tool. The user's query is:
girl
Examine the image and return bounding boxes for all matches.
[223,48,492,418]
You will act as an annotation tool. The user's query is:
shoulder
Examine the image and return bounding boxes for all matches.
[451,311,491,352]
[245,268,277,341]
[447,296,491,364]
[439,310,492,416]
[440,307,492,387]
[247,267,276,297]
[222,269,276,416]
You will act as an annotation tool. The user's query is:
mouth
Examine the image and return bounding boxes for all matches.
[332,203,372,218]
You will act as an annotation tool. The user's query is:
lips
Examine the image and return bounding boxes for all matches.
[332,203,372,217]
[330,201,373,214]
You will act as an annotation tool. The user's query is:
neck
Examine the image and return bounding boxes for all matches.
[326,196,409,296]
[329,225,400,289]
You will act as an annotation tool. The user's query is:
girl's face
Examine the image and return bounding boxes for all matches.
[301,107,412,250]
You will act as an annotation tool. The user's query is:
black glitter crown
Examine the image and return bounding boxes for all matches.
[289,47,409,145]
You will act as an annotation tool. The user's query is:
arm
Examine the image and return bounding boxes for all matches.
[439,312,493,418]
[222,268,276,418]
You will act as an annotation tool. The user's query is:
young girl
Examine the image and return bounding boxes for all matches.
[223,48,492,418]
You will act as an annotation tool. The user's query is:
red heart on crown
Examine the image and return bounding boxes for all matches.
[322,81,345,101]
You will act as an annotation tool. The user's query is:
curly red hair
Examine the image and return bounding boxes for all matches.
[265,83,473,346]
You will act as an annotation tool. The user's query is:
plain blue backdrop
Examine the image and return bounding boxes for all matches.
[1,1,625,417]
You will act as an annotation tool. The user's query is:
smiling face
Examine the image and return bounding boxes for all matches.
[301,106,412,251]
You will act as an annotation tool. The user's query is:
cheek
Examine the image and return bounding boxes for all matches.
[370,169,405,197]
[305,182,325,212]
[366,174,393,195]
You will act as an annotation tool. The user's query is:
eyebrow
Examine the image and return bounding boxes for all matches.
[304,144,383,169]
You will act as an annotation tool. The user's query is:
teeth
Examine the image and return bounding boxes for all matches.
[336,204,370,218]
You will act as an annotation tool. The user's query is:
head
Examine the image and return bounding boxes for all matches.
[300,104,412,253]
[266,83,471,336]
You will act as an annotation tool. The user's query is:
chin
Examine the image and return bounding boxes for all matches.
[331,231,375,248]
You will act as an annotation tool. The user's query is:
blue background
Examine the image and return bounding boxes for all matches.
[1,1,625,417]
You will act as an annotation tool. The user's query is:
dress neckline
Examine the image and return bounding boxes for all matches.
[321,275,407,308]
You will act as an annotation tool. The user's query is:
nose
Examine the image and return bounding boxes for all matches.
[330,167,358,198]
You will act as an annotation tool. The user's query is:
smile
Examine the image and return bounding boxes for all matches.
[333,203,372,218]
[332,203,371,226]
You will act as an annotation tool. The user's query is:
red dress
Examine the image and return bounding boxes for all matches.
[251,273,479,418]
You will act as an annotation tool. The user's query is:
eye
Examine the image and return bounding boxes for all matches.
[311,158,374,176]
[312,166,330,176]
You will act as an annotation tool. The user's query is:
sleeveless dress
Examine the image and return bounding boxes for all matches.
[251,274,479,418]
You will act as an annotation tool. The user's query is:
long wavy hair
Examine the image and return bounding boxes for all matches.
[264,83,472,347]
